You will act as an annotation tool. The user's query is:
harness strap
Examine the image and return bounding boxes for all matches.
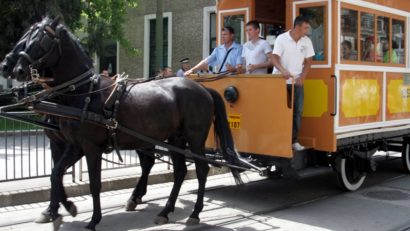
[48,69,94,93]
[31,100,254,172]
[105,80,126,162]
[80,75,100,122]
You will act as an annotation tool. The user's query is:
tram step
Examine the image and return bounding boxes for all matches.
[285,166,333,179]
[387,144,402,152]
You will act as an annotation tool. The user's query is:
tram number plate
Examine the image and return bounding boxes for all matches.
[228,114,241,129]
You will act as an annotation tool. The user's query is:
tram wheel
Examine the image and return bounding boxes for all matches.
[402,142,410,174]
[335,156,366,191]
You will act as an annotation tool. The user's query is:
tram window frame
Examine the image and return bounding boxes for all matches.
[391,19,406,64]
[219,10,247,45]
[296,1,329,66]
[340,8,359,63]
[340,3,406,67]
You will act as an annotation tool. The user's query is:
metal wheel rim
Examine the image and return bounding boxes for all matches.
[403,143,410,172]
[340,158,366,191]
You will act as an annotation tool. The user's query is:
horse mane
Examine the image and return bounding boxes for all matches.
[65,29,93,66]
[40,16,93,67]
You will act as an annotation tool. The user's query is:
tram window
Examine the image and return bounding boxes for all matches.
[223,15,245,44]
[360,12,375,62]
[299,6,325,61]
[341,8,358,61]
[392,19,405,64]
[376,16,390,63]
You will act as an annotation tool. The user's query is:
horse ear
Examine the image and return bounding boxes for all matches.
[44,25,56,37]
[51,16,61,29]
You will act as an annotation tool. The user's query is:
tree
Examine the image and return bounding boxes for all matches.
[0,0,138,58]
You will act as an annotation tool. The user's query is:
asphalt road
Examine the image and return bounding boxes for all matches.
[0,154,410,231]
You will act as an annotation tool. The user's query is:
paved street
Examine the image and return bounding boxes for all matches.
[0,155,409,231]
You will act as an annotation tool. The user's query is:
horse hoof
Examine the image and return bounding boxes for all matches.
[34,212,52,223]
[125,198,142,211]
[154,216,169,225]
[125,200,136,211]
[52,215,63,231]
[82,228,95,231]
[186,217,200,226]
[68,203,78,217]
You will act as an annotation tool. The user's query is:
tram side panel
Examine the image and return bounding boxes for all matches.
[199,75,293,158]
[337,70,410,130]
[298,68,337,152]
[386,72,410,121]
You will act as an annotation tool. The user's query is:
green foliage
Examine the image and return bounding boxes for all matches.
[82,0,139,56]
[0,0,138,58]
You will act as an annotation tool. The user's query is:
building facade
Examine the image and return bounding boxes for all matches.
[103,0,217,78]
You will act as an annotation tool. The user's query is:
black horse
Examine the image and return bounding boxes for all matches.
[11,17,243,231]
[0,32,80,223]
[0,38,157,225]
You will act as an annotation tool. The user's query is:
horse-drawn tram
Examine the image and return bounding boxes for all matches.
[194,0,410,191]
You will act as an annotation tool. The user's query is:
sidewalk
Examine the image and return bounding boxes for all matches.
[0,161,230,207]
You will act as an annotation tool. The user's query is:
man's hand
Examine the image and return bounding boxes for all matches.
[295,77,304,86]
[226,64,236,73]
[184,69,194,77]
[236,64,244,74]
[282,70,292,79]
[247,64,258,73]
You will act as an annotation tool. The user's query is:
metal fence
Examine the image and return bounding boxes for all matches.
[0,111,166,183]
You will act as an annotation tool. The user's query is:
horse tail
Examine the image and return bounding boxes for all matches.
[206,87,243,185]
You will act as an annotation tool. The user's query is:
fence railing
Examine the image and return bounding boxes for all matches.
[0,111,169,183]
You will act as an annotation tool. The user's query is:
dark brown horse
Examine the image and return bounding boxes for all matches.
[12,17,243,231]
[0,33,80,223]
[1,40,158,226]
[0,38,159,225]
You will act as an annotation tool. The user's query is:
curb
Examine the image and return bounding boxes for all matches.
[0,129,44,137]
[0,167,230,207]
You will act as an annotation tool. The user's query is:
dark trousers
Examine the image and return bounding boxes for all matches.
[287,84,304,143]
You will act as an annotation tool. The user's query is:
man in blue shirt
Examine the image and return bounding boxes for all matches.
[185,26,243,76]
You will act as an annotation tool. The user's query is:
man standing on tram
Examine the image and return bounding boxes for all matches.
[239,20,273,74]
[271,16,315,151]
[184,26,242,76]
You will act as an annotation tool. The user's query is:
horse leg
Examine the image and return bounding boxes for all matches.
[59,146,82,217]
[49,145,83,230]
[35,140,79,223]
[35,138,65,223]
[84,151,102,231]
[187,145,209,225]
[126,148,155,211]
[155,138,187,225]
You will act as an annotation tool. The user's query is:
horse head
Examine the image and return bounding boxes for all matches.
[13,16,93,87]
[13,17,65,82]
[0,29,32,79]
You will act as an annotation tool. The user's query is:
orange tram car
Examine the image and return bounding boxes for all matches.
[194,0,410,191]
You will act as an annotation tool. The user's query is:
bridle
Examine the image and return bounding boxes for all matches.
[18,23,62,82]
[14,21,99,103]
[1,29,31,70]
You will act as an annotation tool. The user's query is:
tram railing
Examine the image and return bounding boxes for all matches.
[0,111,170,183]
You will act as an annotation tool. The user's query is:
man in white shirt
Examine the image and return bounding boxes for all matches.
[239,20,273,74]
[272,16,315,151]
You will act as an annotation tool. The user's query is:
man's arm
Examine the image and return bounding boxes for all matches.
[248,53,274,72]
[297,57,313,85]
[272,54,291,79]
[184,59,209,76]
